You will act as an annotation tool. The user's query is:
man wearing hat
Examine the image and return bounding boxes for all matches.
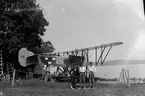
[42,64,47,80]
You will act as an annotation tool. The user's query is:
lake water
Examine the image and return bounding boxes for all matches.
[49,64,145,78]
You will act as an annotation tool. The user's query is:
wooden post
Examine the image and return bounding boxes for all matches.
[124,69,128,84]
[124,69,127,84]
[118,69,123,83]
[12,69,16,87]
[123,69,130,88]
[45,72,48,82]
[119,69,124,84]
[127,69,130,88]
[121,69,124,83]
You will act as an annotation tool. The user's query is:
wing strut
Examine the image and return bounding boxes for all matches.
[41,42,123,66]
[96,46,106,65]
[102,45,112,65]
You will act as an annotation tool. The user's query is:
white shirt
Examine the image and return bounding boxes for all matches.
[88,65,96,73]
[79,66,86,72]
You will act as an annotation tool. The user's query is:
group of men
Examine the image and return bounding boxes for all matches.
[41,60,96,89]
[70,62,96,89]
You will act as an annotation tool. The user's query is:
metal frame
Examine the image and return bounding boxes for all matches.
[42,42,123,66]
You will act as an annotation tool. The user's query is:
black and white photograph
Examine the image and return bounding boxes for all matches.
[0,0,145,96]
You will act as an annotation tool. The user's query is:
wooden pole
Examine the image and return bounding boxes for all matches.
[120,69,124,84]
[124,69,128,84]
[122,69,125,84]
[123,69,130,88]
[123,69,127,84]
[45,72,48,82]
[12,69,16,87]
[118,70,121,83]
[125,69,128,83]
[127,69,130,88]
[118,69,123,83]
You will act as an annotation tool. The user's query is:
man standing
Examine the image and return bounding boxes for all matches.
[70,67,80,89]
[42,64,47,80]
[79,65,86,89]
[88,62,96,89]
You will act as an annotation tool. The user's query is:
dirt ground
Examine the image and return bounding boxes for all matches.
[1,79,145,96]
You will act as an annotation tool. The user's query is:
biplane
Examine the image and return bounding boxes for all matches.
[18,42,123,82]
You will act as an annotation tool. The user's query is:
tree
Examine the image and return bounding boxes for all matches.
[35,40,55,54]
[0,0,54,68]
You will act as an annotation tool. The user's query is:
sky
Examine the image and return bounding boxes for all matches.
[36,0,145,78]
[37,0,145,61]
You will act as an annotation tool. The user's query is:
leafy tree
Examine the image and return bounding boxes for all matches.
[35,40,55,54]
[0,0,54,68]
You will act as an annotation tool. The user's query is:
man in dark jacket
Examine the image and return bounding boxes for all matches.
[70,67,80,89]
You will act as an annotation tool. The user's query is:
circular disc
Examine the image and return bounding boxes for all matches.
[18,48,27,67]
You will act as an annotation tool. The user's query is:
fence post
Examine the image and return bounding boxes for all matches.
[12,69,16,87]
[127,69,130,88]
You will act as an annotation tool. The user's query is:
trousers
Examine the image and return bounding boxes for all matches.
[80,72,86,88]
[89,71,95,87]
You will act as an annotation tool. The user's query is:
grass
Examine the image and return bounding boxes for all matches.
[1,79,145,96]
